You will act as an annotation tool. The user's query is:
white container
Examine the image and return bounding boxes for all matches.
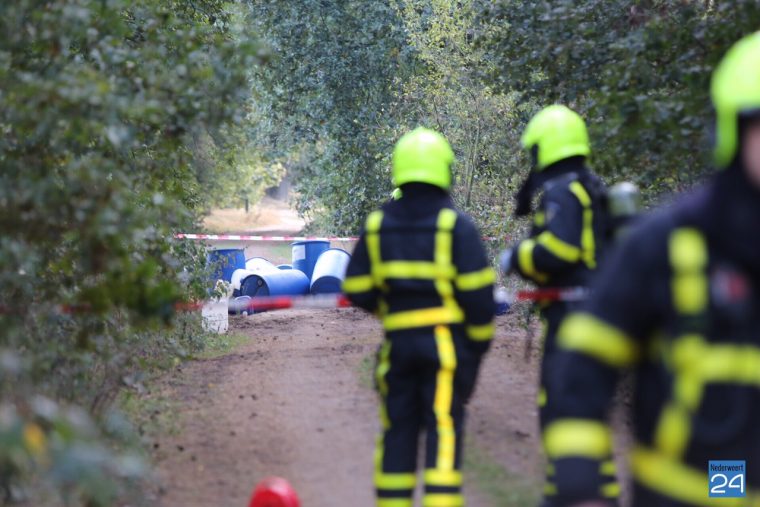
[310,249,351,294]
[201,298,229,334]
[245,257,278,273]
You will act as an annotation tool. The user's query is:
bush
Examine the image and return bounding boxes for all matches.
[0,0,262,503]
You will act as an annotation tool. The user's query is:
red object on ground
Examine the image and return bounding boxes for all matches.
[249,477,300,507]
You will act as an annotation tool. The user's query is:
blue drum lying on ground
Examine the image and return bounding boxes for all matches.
[240,270,311,298]
[231,268,257,297]
[292,240,330,279]
[310,248,351,294]
[208,249,246,283]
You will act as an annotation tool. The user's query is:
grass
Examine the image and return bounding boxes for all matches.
[357,353,376,390]
[464,442,541,507]
[120,387,182,439]
[194,332,252,360]
[246,243,293,265]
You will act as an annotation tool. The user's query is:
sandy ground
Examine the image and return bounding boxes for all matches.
[152,307,543,507]
[153,198,545,506]
[203,198,306,235]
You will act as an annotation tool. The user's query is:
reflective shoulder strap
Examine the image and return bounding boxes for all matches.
[652,227,709,459]
[365,211,385,289]
[434,208,463,318]
[435,208,457,261]
[668,228,708,315]
[568,180,597,269]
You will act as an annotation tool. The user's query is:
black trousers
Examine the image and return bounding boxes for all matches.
[374,324,481,507]
[540,303,619,507]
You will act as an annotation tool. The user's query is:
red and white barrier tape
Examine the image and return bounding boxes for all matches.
[175,233,502,242]
[0,287,586,317]
[175,233,360,242]
[513,287,589,303]
[210,287,588,314]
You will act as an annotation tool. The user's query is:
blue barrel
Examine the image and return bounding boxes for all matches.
[277,264,293,270]
[207,249,246,282]
[240,270,310,298]
[292,240,329,279]
[310,249,351,294]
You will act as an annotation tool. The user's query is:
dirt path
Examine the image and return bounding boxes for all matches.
[152,307,543,507]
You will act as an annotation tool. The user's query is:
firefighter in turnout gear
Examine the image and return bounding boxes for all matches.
[499,105,611,506]
[343,127,496,507]
[544,33,760,507]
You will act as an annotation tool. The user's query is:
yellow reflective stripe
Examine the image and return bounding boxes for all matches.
[669,228,708,270]
[435,208,457,301]
[653,402,691,458]
[376,341,392,429]
[433,325,457,472]
[536,231,582,263]
[517,239,548,283]
[379,261,456,280]
[383,307,464,331]
[674,336,760,386]
[543,482,557,495]
[670,334,709,411]
[669,228,708,314]
[455,267,495,291]
[377,499,413,507]
[366,211,385,290]
[600,460,617,476]
[537,387,547,407]
[422,494,464,507]
[631,446,760,507]
[534,210,546,227]
[602,481,621,498]
[374,433,384,474]
[655,333,760,459]
[466,322,494,342]
[435,209,456,268]
[343,275,374,293]
[376,340,391,396]
[424,469,462,487]
[437,208,458,234]
[375,472,417,490]
[366,210,384,233]
[543,419,612,459]
[558,313,640,367]
[569,181,596,269]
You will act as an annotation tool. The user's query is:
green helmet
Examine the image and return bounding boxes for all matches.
[521,105,591,171]
[392,127,454,190]
[712,32,760,168]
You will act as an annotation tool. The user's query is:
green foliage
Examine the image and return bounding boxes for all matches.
[478,0,760,194]
[246,0,415,233]
[247,1,760,237]
[246,0,524,240]
[390,0,521,238]
[0,0,262,503]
